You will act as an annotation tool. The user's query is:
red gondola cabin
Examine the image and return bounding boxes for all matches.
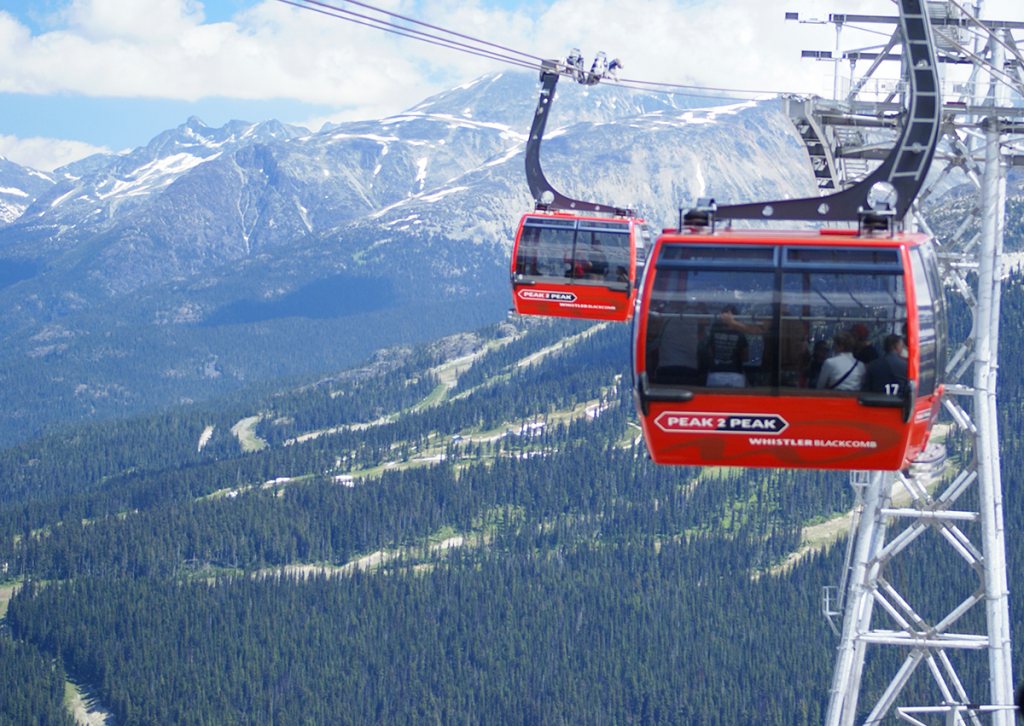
[633,227,947,470]
[511,212,651,322]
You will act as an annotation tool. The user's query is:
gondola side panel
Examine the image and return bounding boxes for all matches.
[641,394,913,470]
[512,282,635,321]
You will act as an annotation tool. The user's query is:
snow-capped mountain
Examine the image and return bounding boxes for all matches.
[0,157,54,226]
[0,71,818,445]
[4,73,701,268]
[0,73,812,322]
[5,117,309,261]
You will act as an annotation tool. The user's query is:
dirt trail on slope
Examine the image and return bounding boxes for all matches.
[770,472,928,576]
[67,681,116,726]
[0,581,16,620]
[262,537,468,581]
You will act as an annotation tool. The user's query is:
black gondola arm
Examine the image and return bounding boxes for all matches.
[524,60,634,217]
[714,0,940,224]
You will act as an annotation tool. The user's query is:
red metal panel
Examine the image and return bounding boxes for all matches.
[512,281,634,321]
[639,391,940,470]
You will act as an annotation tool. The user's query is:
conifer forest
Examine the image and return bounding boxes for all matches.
[1,277,1023,726]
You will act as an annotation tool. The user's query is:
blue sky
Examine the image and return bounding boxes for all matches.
[3,93,340,150]
[0,0,539,151]
[5,0,255,31]
[2,0,1019,171]
[1,0,565,168]
[0,0,447,163]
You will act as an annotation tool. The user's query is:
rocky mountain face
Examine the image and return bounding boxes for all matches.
[0,158,53,227]
[0,71,818,445]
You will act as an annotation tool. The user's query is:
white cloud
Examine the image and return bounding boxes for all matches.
[63,0,206,42]
[0,0,454,112]
[0,0,1021,122]
[0,134,112,172]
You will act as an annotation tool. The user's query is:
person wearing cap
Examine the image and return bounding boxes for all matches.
[850,323,880,364]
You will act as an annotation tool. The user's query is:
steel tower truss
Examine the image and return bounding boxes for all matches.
[785,4,1024,726]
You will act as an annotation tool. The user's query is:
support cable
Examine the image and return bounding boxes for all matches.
[275,0,820,100]
[276,0,542,71]
[292,0,544,63]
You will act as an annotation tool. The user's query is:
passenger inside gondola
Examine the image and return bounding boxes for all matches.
[863,334,909,394]
[715,304,810,387]
[515,220,575,279]
[850,323,880,364]
[515,218,634,285]
[803,340,830,388]
[702,305,749,388]
[580,237,609,279]
[574,227,630,284]
[816,331,866,391]
[646,270,708,385]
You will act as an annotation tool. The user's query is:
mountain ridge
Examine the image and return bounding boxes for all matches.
[0,71,817,445]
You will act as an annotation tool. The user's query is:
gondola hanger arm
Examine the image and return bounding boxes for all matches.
[711,0,940,225]
[524,56,634,217]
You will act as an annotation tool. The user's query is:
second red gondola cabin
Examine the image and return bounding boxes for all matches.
[511,212,651,322]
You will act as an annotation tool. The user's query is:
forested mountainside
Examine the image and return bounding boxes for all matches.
[2,277,1024,725]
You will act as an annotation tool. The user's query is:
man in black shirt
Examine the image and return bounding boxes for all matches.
[864,334,909,395]
[703,305,749,388]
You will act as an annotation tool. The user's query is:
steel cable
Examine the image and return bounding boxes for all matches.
[276,0,800,101]
[276,0,544,72]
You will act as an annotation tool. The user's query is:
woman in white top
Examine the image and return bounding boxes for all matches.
[816,330,866,391]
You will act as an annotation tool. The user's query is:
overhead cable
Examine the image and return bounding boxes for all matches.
[277,0,543,71]
[615,76,792,97]
[285,0,544,64]
[930,24,1024,97]
[276,0,810,100]
[946,0,1024,70]
[279,0,1024,103]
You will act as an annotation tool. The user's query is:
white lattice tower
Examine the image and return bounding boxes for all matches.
[789,4,1024,726]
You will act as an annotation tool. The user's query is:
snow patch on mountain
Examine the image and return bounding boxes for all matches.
[97,152,222,200]
[0,157,56,225]
[421,187,468,203]
[0,70,817,343]
[486,147,523,167]
[0,201,22,224]
[331,133,400,143]
[50,188,77,208]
